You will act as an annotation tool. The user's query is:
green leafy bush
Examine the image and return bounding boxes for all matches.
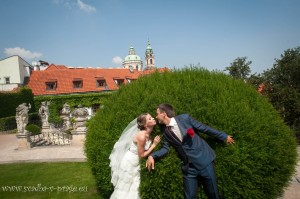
[0,116,17,132]
[0,87,35,118]
[0,113,40,132]
[85,68,297,199]
[26,124,41,135]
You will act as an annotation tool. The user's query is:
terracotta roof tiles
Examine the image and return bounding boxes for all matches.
[27,65,169,96]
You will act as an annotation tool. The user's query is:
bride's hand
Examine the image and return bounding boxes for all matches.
[153,135,161,145]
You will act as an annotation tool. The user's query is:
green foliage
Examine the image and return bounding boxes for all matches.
[0,87,35,118]
[225,57,252,81]
[0,113,40,132]
[0,116,17,132]
[85,67,297,199]
[25,124,41,135]
[247,73,264,90]
[34,92,110,124]
[263,46,300,142]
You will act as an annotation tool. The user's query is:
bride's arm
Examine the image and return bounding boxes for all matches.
[137,135,160,158]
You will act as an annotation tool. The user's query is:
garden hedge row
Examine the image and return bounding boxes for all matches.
[0,87,35,118]
[0,113,39,132]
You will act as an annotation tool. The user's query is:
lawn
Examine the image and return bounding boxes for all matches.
[0,162,102,199]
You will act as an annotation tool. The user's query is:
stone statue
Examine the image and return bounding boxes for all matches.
[71,104,89,131]
[39,101,50,127]
[16,103,31,134]
[61,103,71,130]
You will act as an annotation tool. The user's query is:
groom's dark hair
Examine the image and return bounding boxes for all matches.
[157,103,175,117]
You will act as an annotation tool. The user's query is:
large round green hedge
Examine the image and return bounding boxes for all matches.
[85,68,297,199]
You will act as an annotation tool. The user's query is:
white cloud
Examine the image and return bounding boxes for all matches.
[112,56,123,65]
[4,47,43,60]
[53,0,96,13]
[77,0,96,13]
[52,0,72,9]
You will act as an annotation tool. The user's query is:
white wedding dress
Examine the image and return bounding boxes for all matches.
[110,140,152,199]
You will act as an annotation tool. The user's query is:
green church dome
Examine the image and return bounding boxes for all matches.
[124,45,141,61]
[124,54,141,61]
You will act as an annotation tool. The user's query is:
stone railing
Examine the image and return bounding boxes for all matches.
[28,131,71,147]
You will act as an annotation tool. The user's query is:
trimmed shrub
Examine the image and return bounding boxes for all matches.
[0,113,40,132]
[25,124,41,135]
[85,68,297,199]
[0,116,17,132]
[0,87,35,118]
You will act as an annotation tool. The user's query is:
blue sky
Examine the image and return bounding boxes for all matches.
[1,0,299,74]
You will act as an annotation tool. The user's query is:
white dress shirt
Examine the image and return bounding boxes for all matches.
[167,118,183,141]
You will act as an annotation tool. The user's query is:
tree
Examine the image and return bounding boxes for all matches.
[263,46,300,141]
[225,57,252,81]
[248,73,264,91]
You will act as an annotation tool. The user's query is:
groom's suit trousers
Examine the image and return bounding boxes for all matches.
[183,161,219,199]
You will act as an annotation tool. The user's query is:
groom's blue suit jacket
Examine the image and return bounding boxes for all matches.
[151,114,228,170]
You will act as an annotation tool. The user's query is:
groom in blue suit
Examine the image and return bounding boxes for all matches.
[146,103,234,199]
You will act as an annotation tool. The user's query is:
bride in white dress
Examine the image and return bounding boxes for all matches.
[109,113,161,199]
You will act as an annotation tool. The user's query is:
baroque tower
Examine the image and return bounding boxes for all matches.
[145,40,155,70]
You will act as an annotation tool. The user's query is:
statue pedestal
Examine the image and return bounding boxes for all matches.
[42,125,50,130]
[71,129,86,146]
[16,133,30,150]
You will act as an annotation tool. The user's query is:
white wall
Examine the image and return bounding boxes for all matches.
[0,56,21,84]
[0,56,32,91]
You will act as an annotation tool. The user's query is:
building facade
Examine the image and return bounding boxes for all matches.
[0,56,32,91]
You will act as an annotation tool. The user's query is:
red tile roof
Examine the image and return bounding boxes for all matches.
[27,65,169,96]
[45,64,68,70]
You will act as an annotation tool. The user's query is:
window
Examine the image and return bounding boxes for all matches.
[150,59,153,64]
[96,79,106,87]
[73,79,83,88]
[126,78,136,83]
[45,81,57,90]
[114,79,124,86]
[4,77,10,84]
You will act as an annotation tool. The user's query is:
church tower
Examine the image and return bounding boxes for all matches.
[145,40,155,70]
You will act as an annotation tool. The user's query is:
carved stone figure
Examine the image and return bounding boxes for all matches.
[16,103,31,134]
[61,103,71,130]
[71,104,89,131]
[38,101,50,127]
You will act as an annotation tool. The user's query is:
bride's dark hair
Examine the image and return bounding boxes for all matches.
[137,113,148,130]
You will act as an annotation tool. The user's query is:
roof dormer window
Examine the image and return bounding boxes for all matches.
[125,76,136,84]
[96,79,106,87]
[45,81,57,90]
[114,79,124,86]
[73,79,83,89]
